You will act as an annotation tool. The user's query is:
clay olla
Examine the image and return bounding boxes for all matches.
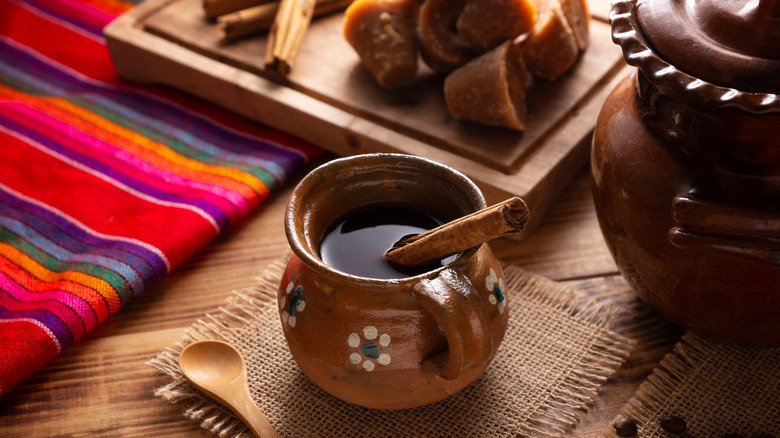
[592,0,780,345]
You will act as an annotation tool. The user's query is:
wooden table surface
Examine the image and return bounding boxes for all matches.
[0,161,683,437]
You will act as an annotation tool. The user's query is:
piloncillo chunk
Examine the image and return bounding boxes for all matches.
[416,0,477,72]
[444,40,528,130]
[344,0,420,89]
[343,0,592,130]
[525,0,589,80]
[560,0,589,50]
[456,0,537,52]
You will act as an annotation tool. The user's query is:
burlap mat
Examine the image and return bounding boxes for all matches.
[149,253,633,437]
[607,333,780,437]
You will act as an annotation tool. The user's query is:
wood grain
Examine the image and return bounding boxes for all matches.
[0,168,681,437]
[140,0,621,174]
[103,0,628,239]
[1,2,669,435]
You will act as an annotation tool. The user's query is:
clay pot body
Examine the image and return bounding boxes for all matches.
[280,154,509,409]
[592,0,780,345]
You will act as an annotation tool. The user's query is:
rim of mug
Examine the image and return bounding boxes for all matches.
[285,153,487,286]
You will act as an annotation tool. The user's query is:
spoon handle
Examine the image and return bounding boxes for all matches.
[229,384,279,438]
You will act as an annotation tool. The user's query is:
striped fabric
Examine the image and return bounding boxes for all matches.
[0,0,321,396]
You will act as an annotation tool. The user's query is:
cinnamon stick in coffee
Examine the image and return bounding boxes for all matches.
[265,0,316,76]
[385,196,530,268]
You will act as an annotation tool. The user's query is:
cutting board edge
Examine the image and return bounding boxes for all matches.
[103,0,622,240]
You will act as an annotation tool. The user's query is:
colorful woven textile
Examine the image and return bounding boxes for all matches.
[0,0,321,396]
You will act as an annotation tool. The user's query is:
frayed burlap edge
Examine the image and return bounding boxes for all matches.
[147,257,288,438]
[606,333,780,437]
[500,264,635,437]
[149,253,634,438]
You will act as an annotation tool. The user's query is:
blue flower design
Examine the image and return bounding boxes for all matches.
[281,281,305,327]
[485,268,506,314]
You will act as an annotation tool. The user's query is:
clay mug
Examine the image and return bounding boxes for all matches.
[278,153,509,409]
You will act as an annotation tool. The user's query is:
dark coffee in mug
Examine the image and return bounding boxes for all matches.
[319,203,456,279]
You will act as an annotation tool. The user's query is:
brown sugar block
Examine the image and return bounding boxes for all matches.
[344,0,420,89]
[524,0,579,80]
[417,0,478,72]
[559,0,589,51]
[444,40,528,130]
[456,0,537,52]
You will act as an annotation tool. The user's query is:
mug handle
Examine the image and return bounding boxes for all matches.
[411,269,493,381]
[670,194,780,265]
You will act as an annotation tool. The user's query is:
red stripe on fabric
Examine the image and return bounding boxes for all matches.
[26,0,116,30]
[0,256,107,325]
[0,257,100,331]
[143,86,324,161]
[0,320,60,396]
[0,101,245,223]
[0,287,84,341]
[0,132,218,269]
[62,0,131,17]
[0,0,119,83]
[0,0,322,164]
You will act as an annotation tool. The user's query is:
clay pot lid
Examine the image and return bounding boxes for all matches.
[610,0,780,113]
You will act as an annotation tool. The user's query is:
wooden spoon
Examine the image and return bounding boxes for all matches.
[178,340,279,438]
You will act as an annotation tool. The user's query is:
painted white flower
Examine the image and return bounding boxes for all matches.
[347,326,391,372]
[485,268,507,314]
[280,281,305,327]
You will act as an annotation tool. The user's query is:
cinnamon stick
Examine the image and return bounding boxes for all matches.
[219,0,352,43]
[385,197,530,268]
[265,0,316,76]
[203,0,272,20]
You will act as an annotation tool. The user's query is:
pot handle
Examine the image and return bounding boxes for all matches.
[411,269,493,381]
[670,194,780,265]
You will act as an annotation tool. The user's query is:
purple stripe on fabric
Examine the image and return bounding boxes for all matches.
[1,215,144,295]
[0,283,85,341]
[21,0,113,39]
[4,102,249,219]
[0,197,158,285]
[81,93,296,181]
[0,186,168,279]
[0,114,232,230]
[0,40,306,176]
[0,272,96,329]
[0,306,73,349]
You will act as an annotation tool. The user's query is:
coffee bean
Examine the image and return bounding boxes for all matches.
[613,417,637,437]
[659,415,686,434]
[756,434,775,438]
[722,434,743,438]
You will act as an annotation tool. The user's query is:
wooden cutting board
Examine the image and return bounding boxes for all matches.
[104,0,628,239]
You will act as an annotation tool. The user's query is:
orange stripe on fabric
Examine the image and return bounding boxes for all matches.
[0,85,270,200]
[0,256,110,322]
[57,98,271,200]
[0,243,121,315]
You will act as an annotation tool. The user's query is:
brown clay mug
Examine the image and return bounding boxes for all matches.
[278,153,509,409]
